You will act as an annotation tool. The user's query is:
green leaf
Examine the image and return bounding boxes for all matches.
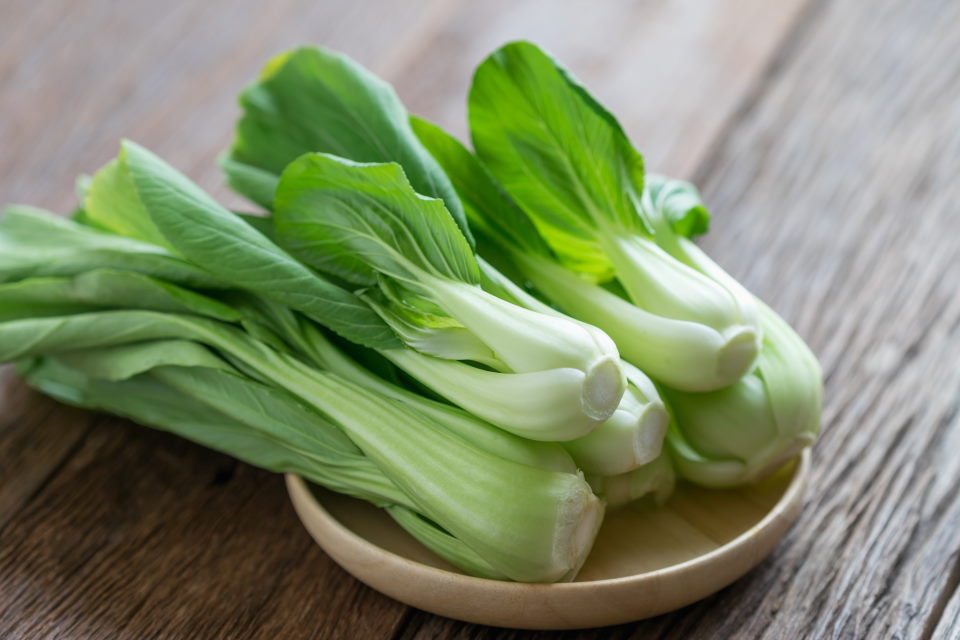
[411,116,551,259]
[118,140,399,349]
[54,340,232,381]
[468,41,648,278]
[274,153,479,288]
[0,206,226,288]
[235,211,277,240]
[219,154,279,211]
[0,311,229,363]
[0,270,242,322]
[645,174,710,238]
[10,309,602,581]
[85,155,175,249]
[226,46,473,247]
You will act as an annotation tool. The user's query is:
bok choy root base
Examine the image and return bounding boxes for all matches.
[1,41,822,583]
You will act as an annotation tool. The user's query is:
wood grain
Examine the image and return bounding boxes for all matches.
[0,370,98,529]
[0,0,460,213]
[934,580,960,640]
[0,417,407,639]
[674,0,960,633]
[4,0,959,638]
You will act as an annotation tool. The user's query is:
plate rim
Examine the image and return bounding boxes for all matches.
[285,449,809,591]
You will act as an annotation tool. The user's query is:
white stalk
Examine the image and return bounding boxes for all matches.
[664,301,822,487]
[422,275,625,420]
[563,362,668,474]
[515,252,758,391]
[382,348,605,441]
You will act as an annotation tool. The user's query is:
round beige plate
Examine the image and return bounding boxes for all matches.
[286,451,808,630]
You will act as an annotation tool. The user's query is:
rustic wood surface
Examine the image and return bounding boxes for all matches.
[1,0,958,638]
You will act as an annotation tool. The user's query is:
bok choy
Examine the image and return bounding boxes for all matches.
[1,39,823,588]
[0,201,602,582]
[91,140,625,441]
[466,41,762,392]
[223,46,671,449]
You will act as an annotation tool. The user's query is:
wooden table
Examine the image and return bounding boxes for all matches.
[2,0,959,637]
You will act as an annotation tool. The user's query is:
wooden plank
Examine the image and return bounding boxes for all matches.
[933,583,960,640]
[0,368,99,529]
[389,0,811,178]
[0,0,459,213]
[0,417,408,639]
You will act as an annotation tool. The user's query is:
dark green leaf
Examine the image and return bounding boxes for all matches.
[226,46,473,247]
[119,141,398,349]
[274,153,479,288]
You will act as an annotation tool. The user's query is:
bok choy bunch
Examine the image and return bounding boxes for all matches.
[222,46,668,477]
[216,47,629,441]
[0,142,607,582]
[84,140,625,442]
[2,40,822,588]
[634,174,822,487]
[411,41,819,489]
[466,42,762,393]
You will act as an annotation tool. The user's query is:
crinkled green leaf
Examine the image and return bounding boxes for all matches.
[226,46,473,246]
[274,153,479,288]
[118,140,398,349]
